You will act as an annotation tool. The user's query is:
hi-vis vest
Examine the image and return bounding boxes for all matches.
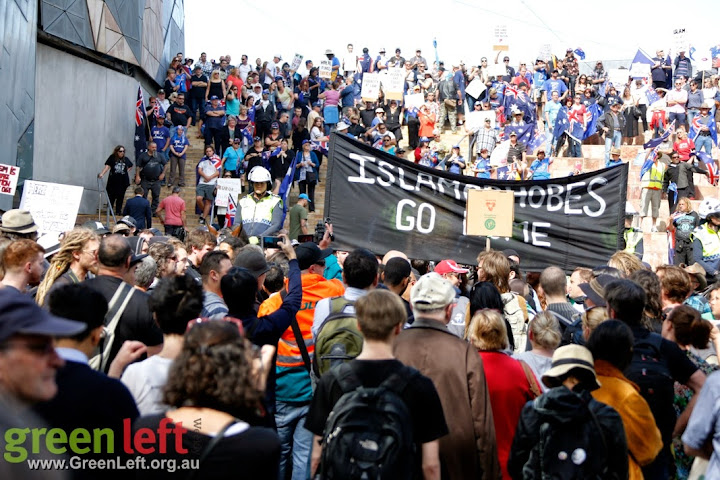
[641,162,666,190]
[258,273,344,368]
[624,228,643,254]
[694,224,720,261]
[238,192,281,236]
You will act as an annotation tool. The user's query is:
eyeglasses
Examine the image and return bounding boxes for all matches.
[118,150,125,153]
[1,340,56,356]
[82,249,98,257]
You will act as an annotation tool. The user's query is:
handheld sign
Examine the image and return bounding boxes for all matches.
[319,60,332,79]
[493,25,509,51]
[383,68,405,100]
[404,93,425,110]
[465,78,487,99]
[290,53,303,71]
[214,178,243,208]
[607,68,630,89]
[361,73,381,101]
[19,180,83,235]
[465,189,515,237]
[0,164,20,196]
[673,27,688,54]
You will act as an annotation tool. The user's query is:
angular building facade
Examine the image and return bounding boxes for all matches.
[0,0,184,211]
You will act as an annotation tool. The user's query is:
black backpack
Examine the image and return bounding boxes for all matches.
[319,363,418,480]
[535,398,610,479]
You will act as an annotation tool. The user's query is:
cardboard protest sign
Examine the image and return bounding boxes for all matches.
[0,164,20,196]
[493,25,509,51]
[361,73,381,101]
[465,78,487,99]
[215,178,243,208]
[673,28,688,54]
[319,60,332,79]
[325,134,628,272]
[607,69,630,89]
[19,180,83,235]
[383,68,405,100]
[290,54,303,71]
[466,189,515,237]
[404,93,425,110]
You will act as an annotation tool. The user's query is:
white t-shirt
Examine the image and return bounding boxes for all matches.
[238,64,253,82]
[198,159,219,185]
[121,355,174,415]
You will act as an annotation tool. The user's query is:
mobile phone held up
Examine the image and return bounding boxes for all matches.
[297,234,314,243]
[262,236,282,249]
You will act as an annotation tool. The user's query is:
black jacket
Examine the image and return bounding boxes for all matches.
[508,386,628,480]
[219,125,243,153]
[254,101,276,125]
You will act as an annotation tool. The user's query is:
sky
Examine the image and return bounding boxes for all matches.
[184,0,719,73]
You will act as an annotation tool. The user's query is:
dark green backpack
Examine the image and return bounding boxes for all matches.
[313,297,364,377]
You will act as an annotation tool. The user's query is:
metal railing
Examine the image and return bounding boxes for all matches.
[97,177,117,226]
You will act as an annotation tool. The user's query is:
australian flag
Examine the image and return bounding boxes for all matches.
[277,153,300,224]
[639,146,660,180]
[574,48,586,60]
[695,151,718,185]
[504,123,535,146]
[553,106,570,140]
[644,123,675,149]
[134,86,147,162]
[224,194,237,228]
[242,123,255,144]
[153,100,166,119]
[689,116,718,145]
[583,104,602,139]
[645,86,661,105]
[527,126,545,153]
[311,140,329,156]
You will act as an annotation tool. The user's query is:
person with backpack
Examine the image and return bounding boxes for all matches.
[306,289,447,480]
[538,266,581,346]
[311,249,378,377]
[508,344,629,480]
[395,273,500,480]
[604,279,706,479]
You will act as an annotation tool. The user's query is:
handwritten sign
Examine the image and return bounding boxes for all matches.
[319,60,332,79]
[214,178,243,208]
[0,164,20,196]
[493,25,509,51]
[383,68,405,100]
[673,28,688,54]
[290,53,303,71]
[361,73,381,101]
[19,180,83,235]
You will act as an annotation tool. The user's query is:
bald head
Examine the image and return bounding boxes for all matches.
[98,234,131,269]
[382,250,408,265]
[540,266,567,298]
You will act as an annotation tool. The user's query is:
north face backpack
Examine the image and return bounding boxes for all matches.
[319,363,418,480]
[535,399,610,479]
[313,297,364,377]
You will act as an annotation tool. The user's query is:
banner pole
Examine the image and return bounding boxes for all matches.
[485,237,491,252]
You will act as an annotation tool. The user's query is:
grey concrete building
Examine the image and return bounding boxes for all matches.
[0,0,184,212]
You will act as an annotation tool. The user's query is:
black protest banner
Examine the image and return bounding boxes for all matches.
[324,134,628,273]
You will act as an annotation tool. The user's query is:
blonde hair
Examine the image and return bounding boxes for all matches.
[608,251,645,277]
[582,307,609,338]
[467,309,508,351]
[36,228,98,305]
[529,312,562,350]
[476,250,510,293]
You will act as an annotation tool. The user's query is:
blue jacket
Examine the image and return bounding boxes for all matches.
[122,195,152,229]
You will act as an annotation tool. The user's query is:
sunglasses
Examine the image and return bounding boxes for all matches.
[118,149,125,153]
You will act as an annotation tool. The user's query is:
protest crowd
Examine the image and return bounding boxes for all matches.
[2,42,720,480]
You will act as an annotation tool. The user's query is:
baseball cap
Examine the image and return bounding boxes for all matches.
[234,250,270,278]
[118,216,137,229]
[295,243,333,270]
[411,272,455,311]
[254,136,262,142]
[157,89,165,94]
[271,122,279,129]
[434,259,469,275]
[275,54,282,60]
[82,220,110,235]
[502,249,520,261]
[578,274,615,308]
[375,107,384,113]
[129,253,148,268]
[233,138,241,143]
[298,193,310,201]
[210,95,219,100]
[509,131,517,137]
[0,288,85,342]
[262,89,269,94]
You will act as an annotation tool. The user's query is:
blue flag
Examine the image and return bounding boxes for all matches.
[689,46,696,61]
[278,153,300,225]
[574,48,585,60]
[527,126,545,154]
[689,115,718,145]
[583,103,602,139]
[667,181,678,205]
[695,151,719,185]
[643,123,674,149]
[645,86,660,105]
[553,106,570,139]
[504,123,535,146]
[639,149,658,180]
[134,86,147,162]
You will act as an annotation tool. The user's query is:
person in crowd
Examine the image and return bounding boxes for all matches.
[295,140,319,213]
[586,320,663,480]
[135,142,167,215]
[133,256,157,292]
[156,186,186,238]
[662,305,718,477]
[84,235,163,372]
[122,186,152,231]
[35,228,99,305]
[472,147,493,179]
[608,251,645,278]
[199,250,232,320]
[204,95,226,155]
[195,145,220,225]
[147,242,177,291]
[132,321,280,478]
[288,194,310,241]
[307,290,446,480]
[1,239,44,293]
[683,369,720,478]
[508,344,629,479]
[667,76,689,129]
[258,242,344,480]
[150,114,171,162]
[395,273,500,479]
[236,166,283,239]
[467,309,540,480]
[184,229,216,284]
[604,279,705,479]
[98,145,133,215]
[598,101,625,165]
[693,199,720,283]
[514,312,562,390]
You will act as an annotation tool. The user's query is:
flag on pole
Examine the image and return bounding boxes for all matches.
[277,153,300,225]
[134,86,147,162]
[573,48,586,60]
[695,151,718,185]
[640,146,660,180]
[689,115,718,145]
[643,123,674,149]
[224,194,237,228]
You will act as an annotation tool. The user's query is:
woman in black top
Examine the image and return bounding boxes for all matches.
[270,139,293,192]
[384,100,404,152]
[292,117,311,150]
[205,70,226,103]
[97,145,133,215]
[133,321,280,480]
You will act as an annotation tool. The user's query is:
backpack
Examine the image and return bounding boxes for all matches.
[623,333,674,430]
[319,363,418,480]
[555,311,585,347]
[313,297,364,377]
[535,397,610,479]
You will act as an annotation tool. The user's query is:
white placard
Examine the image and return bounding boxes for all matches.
[607,68,630,89]
[319,60,332,79]
[695,48,713,71]
[487,63,506,78]
[404,93,425,110]
[493,24,509,50]
[673,28,688,54]
[0,164,20,196]
[290,53,303,71]
[19,180,83,235]
[383,68,405,100]
[538,44,552,61]
[361,73,381,101]
[465,110,496,131]
[465,78,487,99]
[214,178,243,208]
[629,62,651,79]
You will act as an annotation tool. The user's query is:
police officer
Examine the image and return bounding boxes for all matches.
[237,166,283,242]
[622,203,644,258]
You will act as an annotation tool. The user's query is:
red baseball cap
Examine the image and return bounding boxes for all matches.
[434,260,469,275]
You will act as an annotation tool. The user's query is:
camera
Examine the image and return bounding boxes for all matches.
[314,221,325,243]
